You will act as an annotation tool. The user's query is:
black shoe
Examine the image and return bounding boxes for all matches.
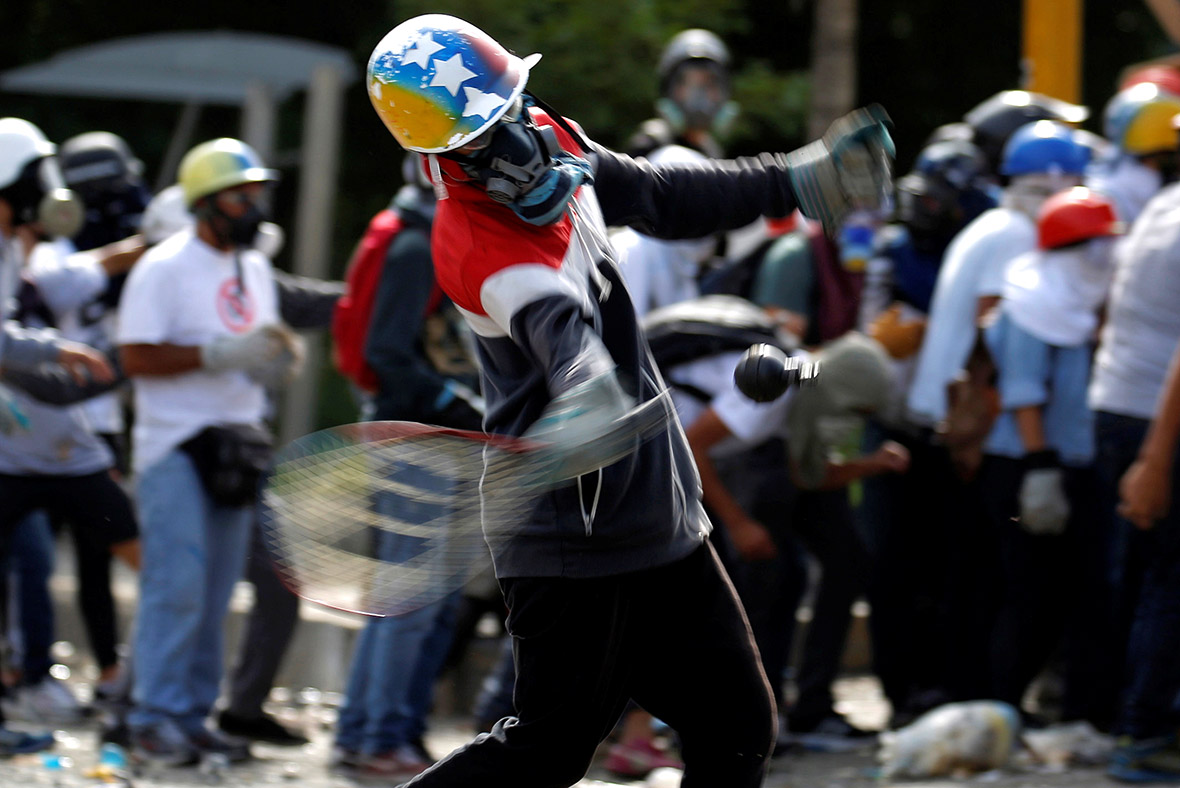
[785,714,877,753]
[100,718,133,749]
[186,727,252,763]
[217,711,308,746]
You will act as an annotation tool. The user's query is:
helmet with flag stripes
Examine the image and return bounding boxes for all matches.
[367,14,541,153]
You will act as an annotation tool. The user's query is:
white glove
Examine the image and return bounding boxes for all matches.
[0,385,30,435]
[1019,453,1070,536]
[245,324,306,388]
[201,323,303,386]
[784,104,895,234]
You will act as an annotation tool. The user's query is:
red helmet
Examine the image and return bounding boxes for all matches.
[1037,187,1123,250]
[1120,64,1180,98]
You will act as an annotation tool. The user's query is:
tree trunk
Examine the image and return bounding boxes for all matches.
[809,0,859,139]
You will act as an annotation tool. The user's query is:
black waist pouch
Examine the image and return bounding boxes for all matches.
[179,423,274,508]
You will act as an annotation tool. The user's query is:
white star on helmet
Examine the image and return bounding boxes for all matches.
[402,33,444,70]
[430,53,477,97]
[462,87,507,120]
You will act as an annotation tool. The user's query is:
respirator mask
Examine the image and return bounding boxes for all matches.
[453,97,593,226]
[1,155,84,239]
[198,189,270,250]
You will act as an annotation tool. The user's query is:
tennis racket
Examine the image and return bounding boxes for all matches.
[260,392,672,617]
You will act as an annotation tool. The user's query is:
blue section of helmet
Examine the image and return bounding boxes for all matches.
[1000,121,1091,176]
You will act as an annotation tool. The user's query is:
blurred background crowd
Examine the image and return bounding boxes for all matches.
[4,0,1180,785]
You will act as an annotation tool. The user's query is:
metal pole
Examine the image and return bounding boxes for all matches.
[280,62,344,444]
[241,80,276,163]
[808,0,859,140]
[155,101,202,192]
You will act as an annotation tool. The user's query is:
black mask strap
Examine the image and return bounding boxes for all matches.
[524,91,592,153]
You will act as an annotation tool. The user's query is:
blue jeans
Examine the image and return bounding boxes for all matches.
[1095,411,1180,738]
[336,588,461,754]
[128,449,253,731]
[6,511,56,683]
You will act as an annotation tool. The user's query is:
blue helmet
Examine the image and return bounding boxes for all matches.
[999,120,1091,177]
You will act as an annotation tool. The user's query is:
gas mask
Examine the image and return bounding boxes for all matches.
[199,191,270,249]
[0,155,84,239]
[453,101,593,226]
[657,61,738,136]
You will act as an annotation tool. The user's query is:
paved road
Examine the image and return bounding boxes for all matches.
[0,676,1120,787]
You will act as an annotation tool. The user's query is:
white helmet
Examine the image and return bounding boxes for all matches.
[140,183,192,244]
[0,118,83,237]
[0,118,55,190]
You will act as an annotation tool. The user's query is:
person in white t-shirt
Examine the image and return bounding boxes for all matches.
[117,138,302,767]
[614,145,718,321]
[1088,178,1180,775]
[907,120,1091,428]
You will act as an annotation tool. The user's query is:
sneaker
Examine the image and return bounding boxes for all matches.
[785,714,877,753]
[100,717,133,749]
[4,677,85,724]
[0,727,54,757]
[130,719,199,767]
[604,738,684,779]
[1108,735,1180,783]
[185,726,252,763]
[217,710,308,745]
[359,743,431,780]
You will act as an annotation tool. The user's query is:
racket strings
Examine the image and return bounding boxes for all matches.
[262,429,542,617]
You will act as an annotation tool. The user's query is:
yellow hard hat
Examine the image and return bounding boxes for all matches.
[178,138,277,207]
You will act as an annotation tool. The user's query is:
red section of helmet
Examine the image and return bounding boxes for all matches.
[1121,65,1180,98]
[1037,187,1122,249]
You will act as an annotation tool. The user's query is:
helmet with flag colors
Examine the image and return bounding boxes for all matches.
[1037,187,1123,250]
[1102,82,1180,156]
[367,14,541,153]
[1120,64,1180,98]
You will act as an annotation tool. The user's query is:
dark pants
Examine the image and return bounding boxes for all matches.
[783,490,870,729]
[224,512,301,719]
[1095,411,1180,738]
[403,544,775,788]
[979,456,1114,724]
[714,441,808,712]
[859,424,967,717]
[0,471,139,726]
[712,441,869,728]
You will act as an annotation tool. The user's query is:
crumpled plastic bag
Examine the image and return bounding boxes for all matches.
[1020,720,1114,771]
[877,700,1022,779]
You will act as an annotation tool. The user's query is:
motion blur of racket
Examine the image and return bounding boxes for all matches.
[260,391,673,617]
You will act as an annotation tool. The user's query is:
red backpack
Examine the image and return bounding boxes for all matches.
[332,209,405,393]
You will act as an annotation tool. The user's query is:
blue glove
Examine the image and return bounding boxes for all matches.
[785,104,895,234]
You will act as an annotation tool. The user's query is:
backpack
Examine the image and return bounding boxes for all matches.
[332,209,404,393]
[641,295,792,402]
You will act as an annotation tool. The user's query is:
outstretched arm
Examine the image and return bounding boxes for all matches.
[593,105,893,238]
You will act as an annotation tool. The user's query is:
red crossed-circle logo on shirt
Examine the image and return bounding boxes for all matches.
[216,279,256,333]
